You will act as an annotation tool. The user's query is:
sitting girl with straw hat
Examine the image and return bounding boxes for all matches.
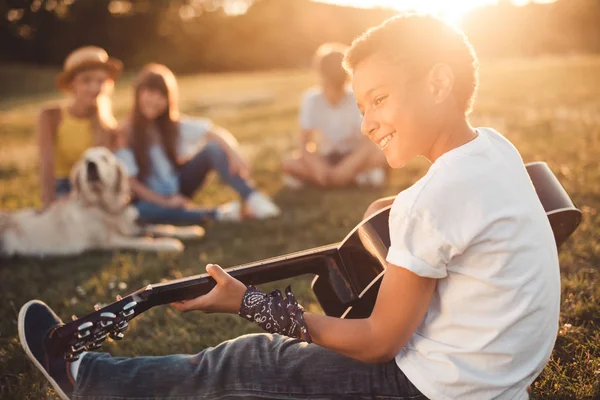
[38,46,123,207]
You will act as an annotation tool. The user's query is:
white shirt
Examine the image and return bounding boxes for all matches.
[299,87,363,155]
[386,128,560,400]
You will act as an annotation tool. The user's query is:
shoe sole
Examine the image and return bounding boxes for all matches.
[18,300,70,400]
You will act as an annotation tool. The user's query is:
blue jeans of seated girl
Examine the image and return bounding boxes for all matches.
[55,178,72,198]
[136,142,255,225]
[73,333,426,399]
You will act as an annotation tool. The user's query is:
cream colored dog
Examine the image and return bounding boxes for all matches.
[0,147,203,257]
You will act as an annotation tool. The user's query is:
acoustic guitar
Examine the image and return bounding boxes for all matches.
[48,162,581,361]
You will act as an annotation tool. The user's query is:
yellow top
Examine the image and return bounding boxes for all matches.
[54,110,95,178]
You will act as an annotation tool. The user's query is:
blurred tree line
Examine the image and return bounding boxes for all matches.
[1,0,599,73]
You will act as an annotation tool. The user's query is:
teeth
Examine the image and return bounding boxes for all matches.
[378,133,395,148]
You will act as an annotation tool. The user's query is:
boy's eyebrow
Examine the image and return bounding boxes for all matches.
[363,85,386,99]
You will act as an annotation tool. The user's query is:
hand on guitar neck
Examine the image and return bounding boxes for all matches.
[170,264,247,314]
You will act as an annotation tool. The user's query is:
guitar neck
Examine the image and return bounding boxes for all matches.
[138,243,341,311]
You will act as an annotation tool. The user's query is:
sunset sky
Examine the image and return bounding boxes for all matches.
[314,0,556,24]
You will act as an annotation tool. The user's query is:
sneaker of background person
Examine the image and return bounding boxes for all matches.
[216,192,281,221]
[356,167,386,187]
[245,191,281,219]
[366,167,386,187]
[216,200,243,221]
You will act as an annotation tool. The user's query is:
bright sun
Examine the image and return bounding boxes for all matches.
[314,0,537,25]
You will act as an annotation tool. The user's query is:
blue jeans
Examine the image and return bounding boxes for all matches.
[136,143,255,225]
[73,333,425,399]
[55,178,72,197]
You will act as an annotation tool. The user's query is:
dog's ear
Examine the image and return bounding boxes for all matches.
[69,160,82,195]
[113,161,130,207]
[114,162,128,195]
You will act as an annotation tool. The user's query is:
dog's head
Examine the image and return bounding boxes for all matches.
[70,147,129,213]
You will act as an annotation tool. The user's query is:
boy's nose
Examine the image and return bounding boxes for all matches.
[361,111,379,137]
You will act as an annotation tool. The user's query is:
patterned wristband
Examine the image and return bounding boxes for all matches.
[238,285,312,343]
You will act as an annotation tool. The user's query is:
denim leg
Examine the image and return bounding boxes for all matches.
[135,200,217,225]
[73,333,425,400]
[55,178,72,198]
[179,142,255,200]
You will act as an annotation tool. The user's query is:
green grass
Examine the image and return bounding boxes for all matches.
[1,56,599,399]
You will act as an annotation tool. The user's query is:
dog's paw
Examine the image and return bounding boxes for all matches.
[124,206,139,221]
[174,225,205,240]
[143,224,206,240]
[156,238,185,253]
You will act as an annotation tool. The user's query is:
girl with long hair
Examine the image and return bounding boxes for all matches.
[115,63,280,224]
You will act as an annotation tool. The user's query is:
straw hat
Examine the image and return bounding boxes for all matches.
[56,46,123,90]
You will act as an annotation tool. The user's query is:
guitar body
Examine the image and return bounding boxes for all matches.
[311,206,390,319]
[526,162,582,248]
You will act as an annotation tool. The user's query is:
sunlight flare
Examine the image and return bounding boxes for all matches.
[314,0,554,25]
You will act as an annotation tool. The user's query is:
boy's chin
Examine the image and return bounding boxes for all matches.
[385,153,409,169]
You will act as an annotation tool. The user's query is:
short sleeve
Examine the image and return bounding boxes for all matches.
[177,117,213,158]
[299,91,316,131]
[386,207,455,279]
[114,147,139,177]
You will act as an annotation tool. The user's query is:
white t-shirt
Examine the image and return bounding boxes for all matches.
[387,127,560,400]
[299,87,363,155]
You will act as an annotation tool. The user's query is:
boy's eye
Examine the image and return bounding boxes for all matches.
[356,104,365,116]
[374,95,388,106]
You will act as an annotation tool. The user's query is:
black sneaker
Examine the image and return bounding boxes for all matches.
[18,300,74,400]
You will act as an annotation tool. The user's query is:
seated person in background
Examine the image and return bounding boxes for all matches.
[282,42,387,189]
[116,63,280,224]
[38,46,122,208]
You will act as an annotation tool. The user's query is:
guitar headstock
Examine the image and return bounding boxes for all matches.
[53,286,152,361]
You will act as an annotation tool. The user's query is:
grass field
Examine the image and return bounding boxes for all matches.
[1,57,599,399]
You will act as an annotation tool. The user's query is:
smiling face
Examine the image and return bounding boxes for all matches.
[352,54,453,168]
[138,88,169,121]
[70,68,113,108]
[346,15,479,168]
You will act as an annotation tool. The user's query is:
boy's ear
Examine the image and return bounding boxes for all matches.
[427,63,454,104]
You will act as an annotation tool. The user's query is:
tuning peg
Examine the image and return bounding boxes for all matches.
[70,341,86,355]
[71,315,78,321]
[116,295,122,301]
[77,321,93,330]
[115,320,129,333]
[64,334,88,362]
[109,331,125,341]
[94,303,102,311]
[94,331,108,342]
[76,322,94,339]
[65,352,80,362]
[86,331,108,350]
[120,301,137,319]
[99,312,117,328]
[86,342,103,351]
